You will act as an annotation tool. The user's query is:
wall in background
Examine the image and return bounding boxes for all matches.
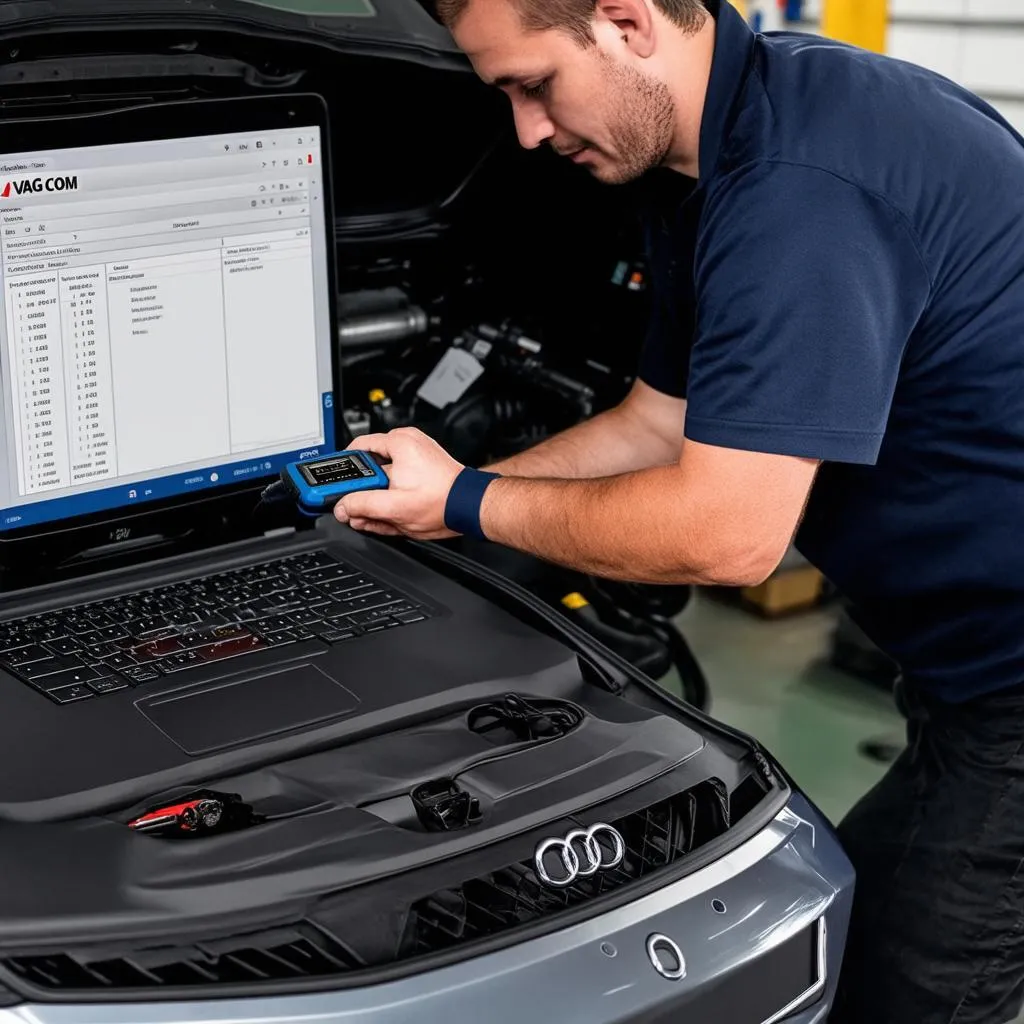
[794,0,1024,132]
[758,0,1024,132]
[887,0,1024,132]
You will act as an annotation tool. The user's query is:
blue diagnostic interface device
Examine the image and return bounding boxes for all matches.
[281,450,390,514]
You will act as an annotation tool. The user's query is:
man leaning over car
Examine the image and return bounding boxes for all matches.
[333,0,1024,1021]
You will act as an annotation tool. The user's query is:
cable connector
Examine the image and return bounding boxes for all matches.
[467,693,582,743]
[253,479,317,520]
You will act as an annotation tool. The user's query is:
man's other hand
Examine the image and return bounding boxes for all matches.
[334,427,464,540]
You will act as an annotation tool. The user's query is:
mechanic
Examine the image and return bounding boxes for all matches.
[333,0,1024,1020]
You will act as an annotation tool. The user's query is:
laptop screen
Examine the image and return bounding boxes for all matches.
[0,120,336,532]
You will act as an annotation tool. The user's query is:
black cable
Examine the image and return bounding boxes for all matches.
[439,133,505,211]
[252,479,318,522]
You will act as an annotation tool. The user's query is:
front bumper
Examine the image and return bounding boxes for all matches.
[0,793,853,1024]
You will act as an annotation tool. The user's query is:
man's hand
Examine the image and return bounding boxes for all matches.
[334,427,464,540]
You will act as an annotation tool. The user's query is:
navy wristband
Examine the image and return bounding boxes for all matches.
[444,467,501,540]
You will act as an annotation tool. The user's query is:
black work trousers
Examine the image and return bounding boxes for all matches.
[830,677,1024,1024]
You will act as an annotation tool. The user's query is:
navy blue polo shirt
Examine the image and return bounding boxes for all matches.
[639,0,1024,702]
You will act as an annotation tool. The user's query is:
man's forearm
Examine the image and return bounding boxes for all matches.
[478,468,765,587]
[484,403,681,479]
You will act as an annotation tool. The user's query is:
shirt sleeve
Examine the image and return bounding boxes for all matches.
[683,161,933,465]
[636,217,694,400]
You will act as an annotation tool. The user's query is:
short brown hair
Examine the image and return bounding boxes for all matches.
[434,0,709,45]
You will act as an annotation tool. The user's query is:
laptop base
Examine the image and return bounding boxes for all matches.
[0,517,592,823]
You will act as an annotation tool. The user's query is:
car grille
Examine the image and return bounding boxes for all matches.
[0,773,770,996]
[409,780,730,955]
[2,922,363,991]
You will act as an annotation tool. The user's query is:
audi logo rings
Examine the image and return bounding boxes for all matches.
[534,823,626,887]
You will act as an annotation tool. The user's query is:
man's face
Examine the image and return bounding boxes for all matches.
[452,0,676,184]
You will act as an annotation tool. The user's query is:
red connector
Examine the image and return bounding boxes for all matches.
[128,797,224,835]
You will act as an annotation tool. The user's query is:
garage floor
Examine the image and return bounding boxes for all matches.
[666,591,903,827]
[669,595,1024,1024]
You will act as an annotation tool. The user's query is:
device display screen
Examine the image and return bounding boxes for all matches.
[300,454,373,487]
[0,108,336,532]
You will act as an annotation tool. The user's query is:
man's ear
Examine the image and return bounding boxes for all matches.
[594,0,656,57]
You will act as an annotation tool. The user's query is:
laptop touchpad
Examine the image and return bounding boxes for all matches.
[137,664,360,756]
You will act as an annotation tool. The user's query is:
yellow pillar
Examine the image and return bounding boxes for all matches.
[822,0,888,53]
[732,0,749,20]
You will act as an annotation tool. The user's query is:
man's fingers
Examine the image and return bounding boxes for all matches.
[349,518,401,537]
[338,490,396,522]
[347,432,394,459]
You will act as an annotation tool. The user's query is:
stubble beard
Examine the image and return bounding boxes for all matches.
[589,56,677,184]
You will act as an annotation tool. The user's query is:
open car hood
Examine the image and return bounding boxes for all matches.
[0,0,469,69]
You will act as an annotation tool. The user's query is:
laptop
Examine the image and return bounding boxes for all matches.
[0,94,577,822]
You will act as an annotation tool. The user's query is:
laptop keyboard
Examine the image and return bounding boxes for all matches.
[0,551,431,705]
